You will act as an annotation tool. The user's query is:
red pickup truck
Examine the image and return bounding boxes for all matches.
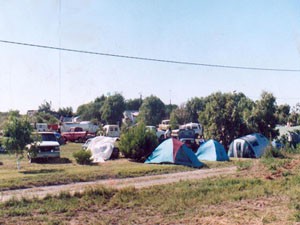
[61,127,94,143]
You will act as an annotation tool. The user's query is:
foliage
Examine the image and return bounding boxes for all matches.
[185,97,205,123]
[100,93,125,124]
[262,146,286,159]
[76,95,106,122]
[275,104,290,125]
[199,92,253,148]
[165,104,178,119]
[73,149,92,165]
[169,104,189,129]
[2,114,33,155]
[57,107,74,117]
[125,98,143,111]
[251,91,278,139]
[138,95,166,125]
[2,113,33,169]
[119,123,158,161]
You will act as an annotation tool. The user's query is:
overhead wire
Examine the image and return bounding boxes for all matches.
[0,39,300,72]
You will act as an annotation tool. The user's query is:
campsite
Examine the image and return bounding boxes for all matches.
[1,140,300,224]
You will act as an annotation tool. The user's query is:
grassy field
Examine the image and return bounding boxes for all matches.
[2,144,300,224]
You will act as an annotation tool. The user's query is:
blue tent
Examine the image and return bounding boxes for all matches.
[228,133,269,158]
[145,138,203,168]
[195,139,229,161]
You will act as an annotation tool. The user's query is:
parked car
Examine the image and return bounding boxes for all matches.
[158,120,171,131]
[146,126,165,142]
[26,132,60,163]
[103,125,120,137]
[178,129,198,152]
[61,127,94,143]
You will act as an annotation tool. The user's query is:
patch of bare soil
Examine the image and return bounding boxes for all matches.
[0,166,237,203]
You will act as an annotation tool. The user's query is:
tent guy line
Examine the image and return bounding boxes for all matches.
[1,39,300,72]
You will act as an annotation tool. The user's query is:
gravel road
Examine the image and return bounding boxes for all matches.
[0,166,237,202]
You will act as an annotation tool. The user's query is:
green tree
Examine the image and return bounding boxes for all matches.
[3,113,33,170]
[251,91,278,139]
[125,98,143,111]
[186,97,205,123]
[58,107,74,117]
[138,95,166,125]
[169,104,189,129]
[118,123,158,161]
[38,100,53,114]
[165,104,178,119]
[275,104,290,125]
[100,93,125,124]
[76,95,106,122]
[199,92,253,148]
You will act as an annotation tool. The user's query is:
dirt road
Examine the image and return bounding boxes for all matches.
[0,166,236,202]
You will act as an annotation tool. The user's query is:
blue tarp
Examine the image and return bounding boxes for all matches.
[145,138,203,168]
[195,139,229,161]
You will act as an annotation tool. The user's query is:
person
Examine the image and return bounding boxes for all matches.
[164,127,172,139]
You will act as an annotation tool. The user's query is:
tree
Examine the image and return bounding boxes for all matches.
[118,123,158,161]
[76,95,107,122]
[38,100,53,114]
[138,95,166,125]
[100,93,125,124]
[198,92,253,148]
[58,107,74,117]
[169,104,189,129]
[251,91,278,139]
[275,104,290,125]
[125,98,143,111]
[165,104,178,119]
[186,97,205,123]
[3,113,33,170]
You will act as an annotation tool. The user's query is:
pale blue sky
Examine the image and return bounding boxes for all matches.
[0,0,300,113]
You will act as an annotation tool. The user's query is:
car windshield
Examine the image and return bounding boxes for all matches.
[41,133,57,142]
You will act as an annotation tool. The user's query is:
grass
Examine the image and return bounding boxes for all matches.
[1,143,225,191]
[3,144,300,224]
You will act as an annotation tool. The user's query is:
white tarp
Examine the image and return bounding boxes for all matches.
[87,136,118,163]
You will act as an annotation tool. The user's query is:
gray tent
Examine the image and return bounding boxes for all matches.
[228,133,269,158]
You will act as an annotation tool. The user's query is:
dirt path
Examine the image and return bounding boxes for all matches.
[0,166,237,202]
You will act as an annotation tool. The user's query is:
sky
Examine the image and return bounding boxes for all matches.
[0,0,300,114]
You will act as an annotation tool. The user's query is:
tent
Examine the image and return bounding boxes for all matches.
[87,136,119,163]
[195,139,229,161]
[145,138,203,168]
[228,133,269,158]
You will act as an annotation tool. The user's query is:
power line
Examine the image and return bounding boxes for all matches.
[0,39,300,72]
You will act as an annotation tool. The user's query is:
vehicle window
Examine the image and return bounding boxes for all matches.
[41,134,57,142]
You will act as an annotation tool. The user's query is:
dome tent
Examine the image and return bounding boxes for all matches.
[228,133,269,158]
[195,139,229,161]
[145,138,203,168]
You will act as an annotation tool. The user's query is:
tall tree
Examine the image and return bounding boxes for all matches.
[169,104,189,129]
[3,112,33,170]
[58,107,74,117]
[199,92,253,148]
[251,91,278,139]
[125,98,143,111]
[138,95,166,125]
[100,93,125,125]
[275,104,290,126]
[186,97,205,123]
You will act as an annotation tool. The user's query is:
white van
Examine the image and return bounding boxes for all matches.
[103,125,120,137]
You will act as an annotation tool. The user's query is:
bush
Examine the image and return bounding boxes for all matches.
[73,149,92,165]
[263,146,285,159]
[118,123,158,162]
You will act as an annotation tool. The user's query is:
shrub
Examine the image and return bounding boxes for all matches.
[263,146,285,159]
[73,149,92,165]
[118,123,158,162]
